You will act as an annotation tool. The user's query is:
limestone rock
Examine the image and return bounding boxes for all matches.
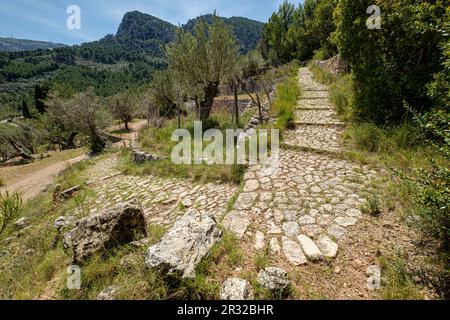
[327,224,347,239]
[257,267,290,291]
[282,221,300,237]
[282,236,307,266]
[335,217,358,227]
[63,202,147,263]
[96,285,119,300]
[220,278,254,300]
[254,231,265,251]
[243,180,259,192]
[298,215,315,225]
[222,211,250,239]
[298,235,323,262]
[317,235,338,258]
[14,217,28,230]
[54,216,75,231]
[145,209,222,278]
[269,238,281,254]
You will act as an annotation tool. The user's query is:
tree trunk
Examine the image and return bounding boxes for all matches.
[255,92,263,122]
[124,120,129,131]
[10,140,33,160]
[194,96,200,119]
[200,83,219,121]
[90,128,107,154]
[65,132,78,150]
[233,81,240,126]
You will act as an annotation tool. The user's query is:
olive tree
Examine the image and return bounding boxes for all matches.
[47,88,112,153]
[112,91,138,131]
[166,15,240,120]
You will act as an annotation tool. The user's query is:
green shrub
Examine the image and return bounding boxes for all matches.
[0,191,23,234]
[351,123,384,153]
[414,162,450,250]
[309,64,353,120]
[333,0,447,124]
[273,66,300,131]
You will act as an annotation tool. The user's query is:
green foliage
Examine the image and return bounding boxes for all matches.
[262,0,337,64]
[333,0,447,124]
[414,161,450,250]
[379,253,425,300]
[309,64,353,120]
[183,14,264,54]
[273,64,301,131]
[0,121,42,161]
[166,15,240,120]
[0,192,23,234]
[111,91,139,130]
[46,88,112,153]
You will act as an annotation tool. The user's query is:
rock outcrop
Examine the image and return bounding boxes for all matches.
[63,202,147,263]
[257,267,290,291]
[145,209,222,278]
[315,55,349,75]
[132,148,167,164]
[220,278,254,300]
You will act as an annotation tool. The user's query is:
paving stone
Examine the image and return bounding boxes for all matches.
[282,236,307,266]
[327,224,347,240]
[298,215,315,225]
[222,211,251,239]
[317,235,339,258]
[254,231,265,251]
[269,238,281,254]
[297,235,324,262]
[335,217,358,227]
[282,222,300,237]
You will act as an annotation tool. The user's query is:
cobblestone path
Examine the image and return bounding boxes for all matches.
[225,68,378,266]
[80,157,237,228]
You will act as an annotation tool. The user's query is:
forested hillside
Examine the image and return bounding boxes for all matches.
[0,37,66,52]
[0,11,264,119]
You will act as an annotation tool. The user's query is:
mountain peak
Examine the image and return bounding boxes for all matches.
[116,11,176,43]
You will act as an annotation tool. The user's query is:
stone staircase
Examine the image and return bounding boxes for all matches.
[224,67,378,266]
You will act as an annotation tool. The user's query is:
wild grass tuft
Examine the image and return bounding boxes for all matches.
[0,191,23,235]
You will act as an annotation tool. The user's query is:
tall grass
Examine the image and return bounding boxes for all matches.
[309,64,353,121]
[273,66,301,131]
[0,191,23,234]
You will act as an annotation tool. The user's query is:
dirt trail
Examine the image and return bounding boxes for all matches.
[1,119,147,201]
[0,155,88,201]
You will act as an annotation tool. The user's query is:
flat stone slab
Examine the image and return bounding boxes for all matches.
[298,235,324,262]
[282,222,300,237]
[335,217,358,227]
[317,235,339,258]
[282,236,307,266]
[222,211,250,239]
[327,224,347,240]
[254,231,265,250]
[257,267,290,291]
[221,278,254,300]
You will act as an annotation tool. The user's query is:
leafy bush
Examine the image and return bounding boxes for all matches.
[415,161,450,250]
[0,192,24,234]
[351,123,384,153]
[273,66,300,131]
[333,0,447,124]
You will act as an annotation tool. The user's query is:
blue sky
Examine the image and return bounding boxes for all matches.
[0,0,294,45]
